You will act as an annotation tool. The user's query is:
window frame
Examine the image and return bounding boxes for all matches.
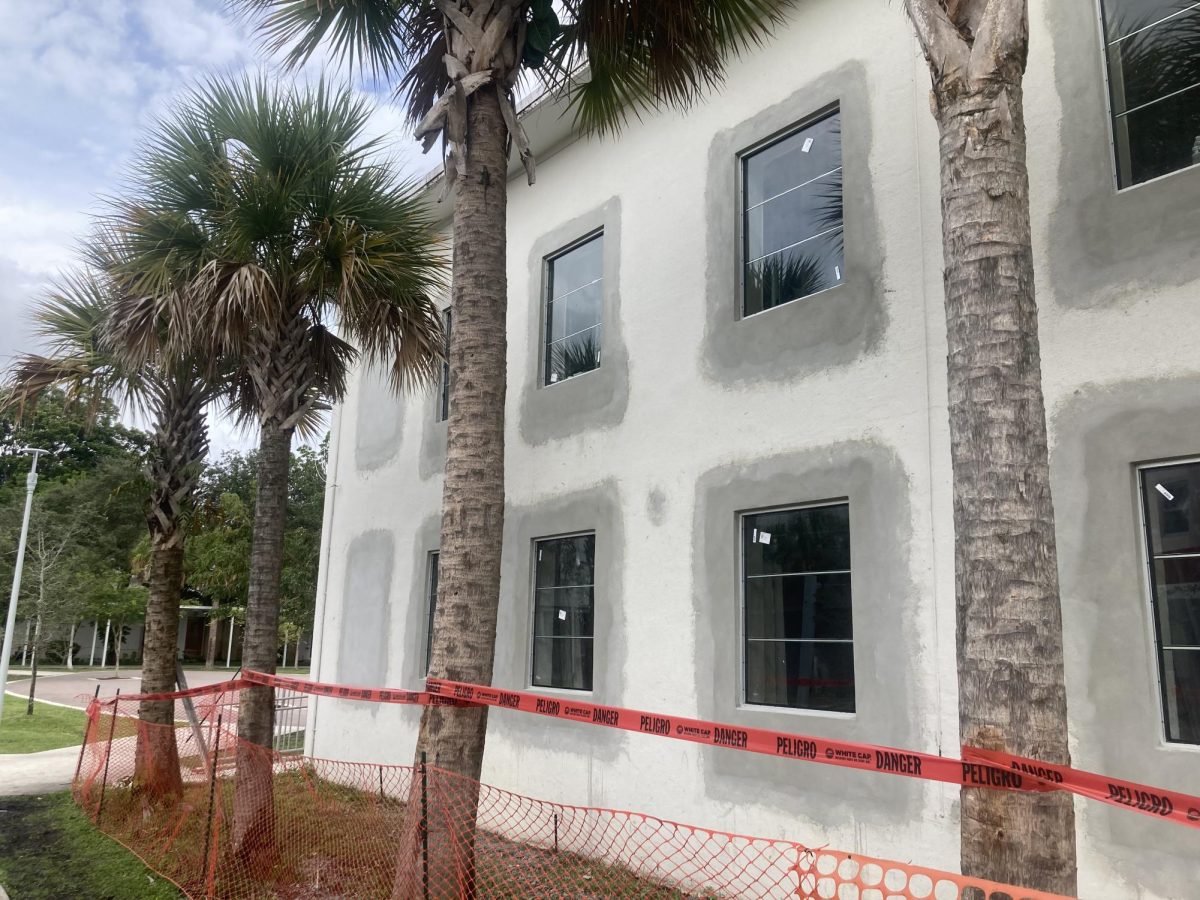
[737,499,856,716]
[735,102,844,320]
[424,550,439,675]
[1136,457,1200,745]
[541,229,605,388]
[528,529,597,693]
[436,307,452,422]
[1093,0,1200,192]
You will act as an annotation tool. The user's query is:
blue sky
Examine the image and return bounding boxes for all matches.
[0,0,432,453]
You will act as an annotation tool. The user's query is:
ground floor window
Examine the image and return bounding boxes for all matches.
[742,502,854,712]
[531,533,595,691]
[1139,460,1200,744]
[425,551,439,674]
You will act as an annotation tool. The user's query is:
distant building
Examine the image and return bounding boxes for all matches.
[307,2,1200,897]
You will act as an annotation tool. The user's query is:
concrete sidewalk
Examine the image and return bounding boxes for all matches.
[0,744,79,796]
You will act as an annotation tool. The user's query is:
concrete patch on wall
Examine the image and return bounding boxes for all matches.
[645,488,667,527]
[355,366,405,472]
[692,441,923,824]
[518,198,629,445]
[491,481,626,761]
[337,530,395,693]
[1050,377,1200,898]
[418,395,448,481]
[700,61,886,385]
[1046,0,1200,308]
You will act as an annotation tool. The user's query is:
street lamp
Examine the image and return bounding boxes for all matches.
[0,447,50,724]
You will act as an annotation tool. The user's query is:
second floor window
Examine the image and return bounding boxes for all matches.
[425,551,439,674]
[437,309,451,422]
[532,533,595,691]
[545,234,603,385]
[742,108,844,316]
[1100,0,1200,187]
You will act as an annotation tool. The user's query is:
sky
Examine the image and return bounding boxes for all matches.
[0,0,433,455]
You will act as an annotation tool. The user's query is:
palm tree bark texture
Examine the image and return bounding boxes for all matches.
[905,0,1076,893]
[136,378,210,798]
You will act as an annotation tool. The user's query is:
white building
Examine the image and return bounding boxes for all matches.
[305,1,1200,896]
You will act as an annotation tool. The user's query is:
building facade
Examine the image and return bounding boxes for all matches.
[305,1,1200,896]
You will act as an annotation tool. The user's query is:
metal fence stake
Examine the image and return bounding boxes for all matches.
[95,688,120,823]
[203,713,223,900]
[421,750,429,900]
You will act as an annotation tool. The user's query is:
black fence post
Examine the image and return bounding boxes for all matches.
[420,751,429,900]
[95,688,120,824]
[379,765,385,803]
[202,713,223,891]
[553,812,559,854]
[73,684,100,789]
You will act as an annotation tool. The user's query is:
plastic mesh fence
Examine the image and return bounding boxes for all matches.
[73,689,1069,900]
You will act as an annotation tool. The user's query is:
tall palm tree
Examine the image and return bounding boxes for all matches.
[905,0,1075,893]
[103,76,446,859]
[4,266,214,798]
[235,2,795,890]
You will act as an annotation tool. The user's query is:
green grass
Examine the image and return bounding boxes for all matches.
[0,792,182,899]
[0,699,88,754]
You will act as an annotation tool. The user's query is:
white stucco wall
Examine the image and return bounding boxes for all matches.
[304,1,1200,896]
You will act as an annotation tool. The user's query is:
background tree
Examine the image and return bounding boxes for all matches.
[905,0,1075,892]
[105,76,445,857]
[238,1,796,889]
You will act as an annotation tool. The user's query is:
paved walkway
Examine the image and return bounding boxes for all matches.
[0,745,80,796]
[5,668,238,709]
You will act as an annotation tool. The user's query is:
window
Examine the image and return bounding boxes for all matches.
[1100,1,1200,187]
[531,534,595,690]
[742,109,844,316]
[1139,460,1200,743]
[424,552,439,674]
[544,234,602,385]
[742,503,854,712]
[437,308,451,422]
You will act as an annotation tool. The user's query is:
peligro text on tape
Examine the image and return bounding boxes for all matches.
[421,676,1200,831]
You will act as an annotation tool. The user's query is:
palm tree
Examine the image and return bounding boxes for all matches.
[904,1,1075,893]
[234,2,795,890]
[4,266,214,798]
[102,76,446,858]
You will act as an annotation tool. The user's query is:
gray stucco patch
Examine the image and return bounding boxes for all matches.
[1046,0,1200,308]
[355,367,405,472]
[692,441,923,824]
[491,481,626,760]
[337,530,395,688]
[701,61,886,385]
[518,198,630,445]
[1049,378,1200,898]
[418,387,448,481]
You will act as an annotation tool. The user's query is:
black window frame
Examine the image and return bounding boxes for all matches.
[739,500,855,714]
[437,308,451,422]
[737,105,845,318]
[530,531,596,692]
[424,551,439,674]
[1097,0,1200,189]
[542,231,604,387]
[1138,459,1200,744]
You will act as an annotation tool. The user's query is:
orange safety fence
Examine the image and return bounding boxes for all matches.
[74,685,1069,900]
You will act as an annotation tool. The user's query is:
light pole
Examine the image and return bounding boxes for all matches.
[0,447,49,724]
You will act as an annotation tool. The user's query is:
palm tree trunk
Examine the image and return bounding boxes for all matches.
[910,1,1078,890]
[135,542,185,797]
[232,418,293,861]
[406,83,509,900]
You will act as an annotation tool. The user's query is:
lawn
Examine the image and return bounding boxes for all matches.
[0,698,88,754]
[0,792,182,899]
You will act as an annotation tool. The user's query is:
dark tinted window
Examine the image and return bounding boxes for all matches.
[532,534,595,691]
[1100,1,1200,186]
[545,235,602,385]
[742,110,844,315]
[437,309,451,422]
[1140,462,1200,743]
[425,552,439,674]
[743,504,854,712]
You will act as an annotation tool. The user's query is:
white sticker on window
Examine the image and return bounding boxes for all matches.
[834,265,842,280]
[758,531,772,545]
[1156,483,1176,501]
[557,609,567,621]
[801,137,814,153]
[550,372,559,383]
